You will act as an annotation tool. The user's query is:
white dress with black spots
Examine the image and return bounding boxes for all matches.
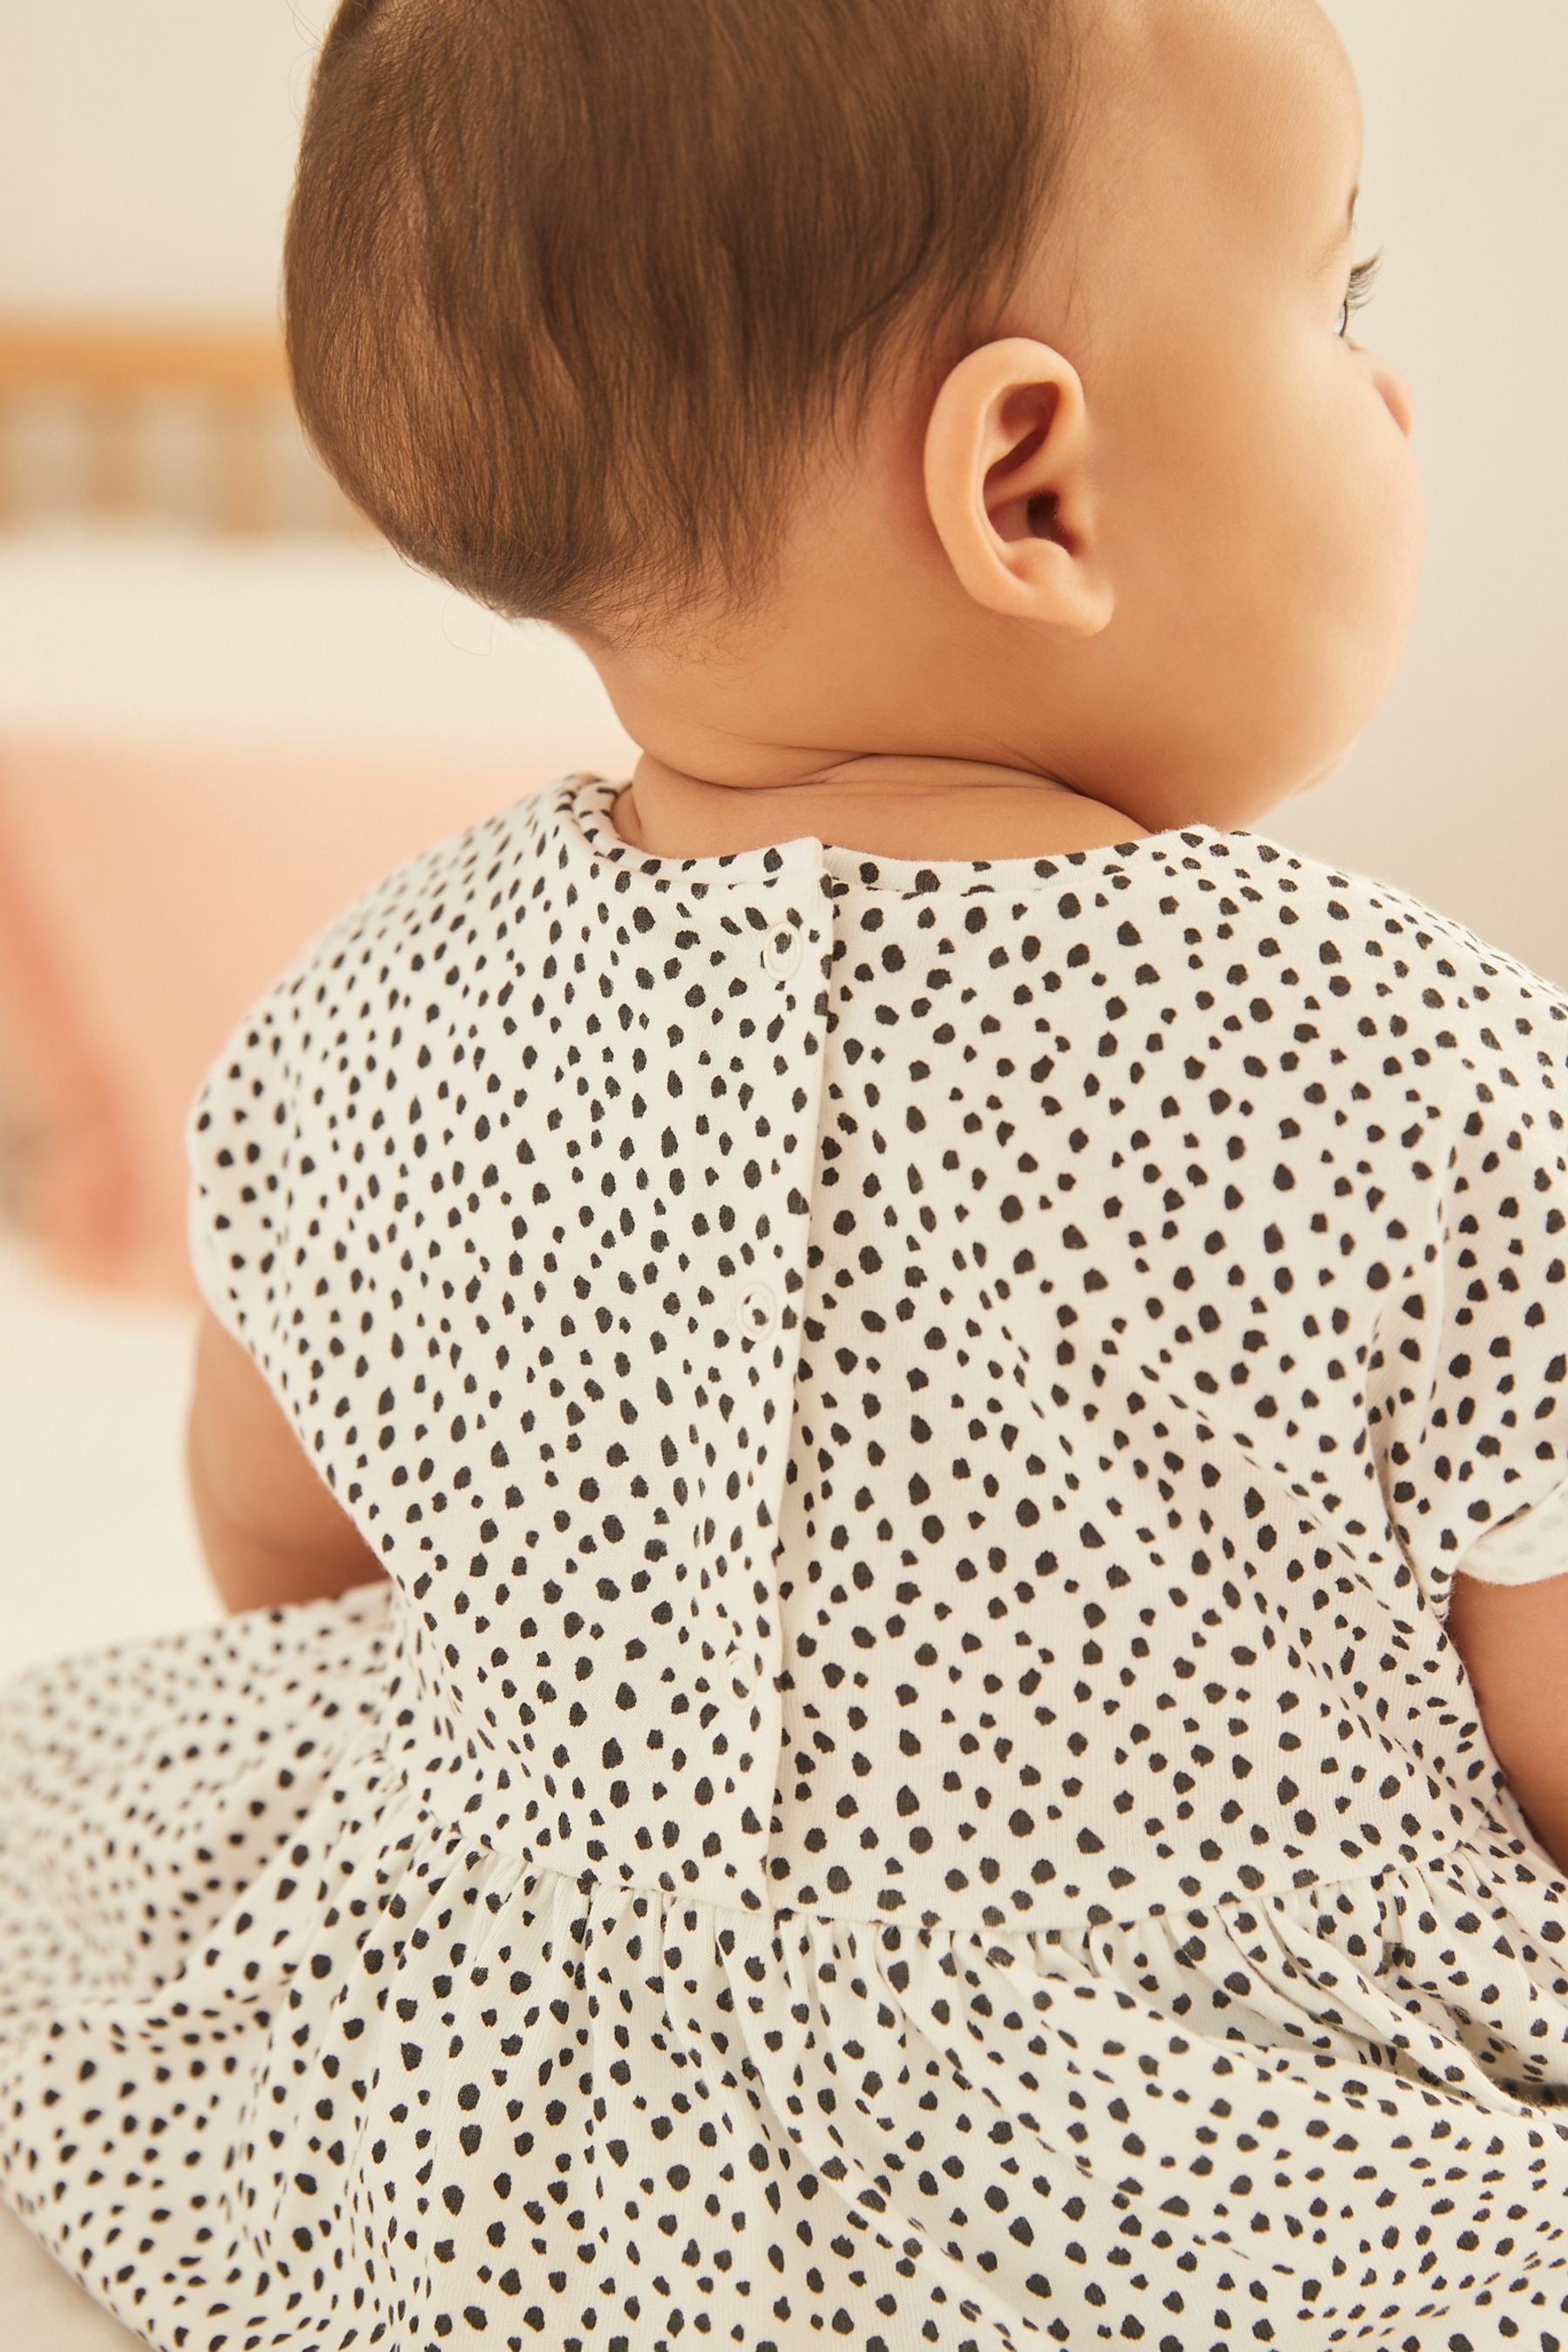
[3,770,1568,2352]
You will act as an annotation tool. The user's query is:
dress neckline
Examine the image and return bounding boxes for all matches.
[559,771,1236,896]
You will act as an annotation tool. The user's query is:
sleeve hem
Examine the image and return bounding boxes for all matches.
[1451,1473,1568,1587]
[186,1175,251,1354]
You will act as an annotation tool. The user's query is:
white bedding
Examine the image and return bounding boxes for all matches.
[0,517,641,766]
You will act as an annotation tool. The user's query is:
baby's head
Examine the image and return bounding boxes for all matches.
[285,0,1421,838]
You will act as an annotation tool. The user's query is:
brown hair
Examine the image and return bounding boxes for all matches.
[283,0,1087,659]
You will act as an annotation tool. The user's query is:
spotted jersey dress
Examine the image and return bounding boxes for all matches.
[3,769,1568,2352]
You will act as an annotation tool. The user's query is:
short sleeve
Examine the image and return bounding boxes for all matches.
[182,889,374,1375]
[1366,930,1568,1598]
[183,803,512,1379]
[184,979,302,1366]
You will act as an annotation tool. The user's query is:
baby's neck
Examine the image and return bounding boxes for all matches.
[618,751,1151,862]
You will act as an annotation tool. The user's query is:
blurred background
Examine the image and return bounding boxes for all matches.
[0,0,1565,1693]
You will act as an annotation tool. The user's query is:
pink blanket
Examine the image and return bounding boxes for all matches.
[0,735,553,1302]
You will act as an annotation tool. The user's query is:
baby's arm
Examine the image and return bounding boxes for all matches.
[1446,1571,1568,1876]
[186,1305,388,1615]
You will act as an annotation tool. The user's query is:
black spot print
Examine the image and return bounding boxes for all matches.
[3,771,1567,2349]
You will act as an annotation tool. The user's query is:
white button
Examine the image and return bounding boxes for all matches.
[738,1280,778,1335]
[761,924,804,979]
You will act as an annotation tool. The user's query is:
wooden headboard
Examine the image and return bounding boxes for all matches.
[0,316,366,537]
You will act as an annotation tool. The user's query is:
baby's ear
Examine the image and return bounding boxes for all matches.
[923,338,1113,637]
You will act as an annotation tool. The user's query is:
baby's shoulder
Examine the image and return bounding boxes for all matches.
[190,794,543,1135]
[1204,828,1568,1047]
[1132,829,1568,1158]
[303,799,528,972]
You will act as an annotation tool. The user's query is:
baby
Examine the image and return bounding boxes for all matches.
[3,2,1567,2349]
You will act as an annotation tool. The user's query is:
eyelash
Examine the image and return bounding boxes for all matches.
[1339,247,1384,339]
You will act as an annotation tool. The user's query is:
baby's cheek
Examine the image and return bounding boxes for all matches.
[1352,403,1425,672]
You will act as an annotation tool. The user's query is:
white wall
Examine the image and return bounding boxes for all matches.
[0,4,321,320]
[1,0,1564,983]
[1300,1,1568,977]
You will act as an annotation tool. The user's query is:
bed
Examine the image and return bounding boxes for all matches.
[0,312,642,2341]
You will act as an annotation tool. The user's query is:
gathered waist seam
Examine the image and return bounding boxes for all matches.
[463,1841,1448,1937]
